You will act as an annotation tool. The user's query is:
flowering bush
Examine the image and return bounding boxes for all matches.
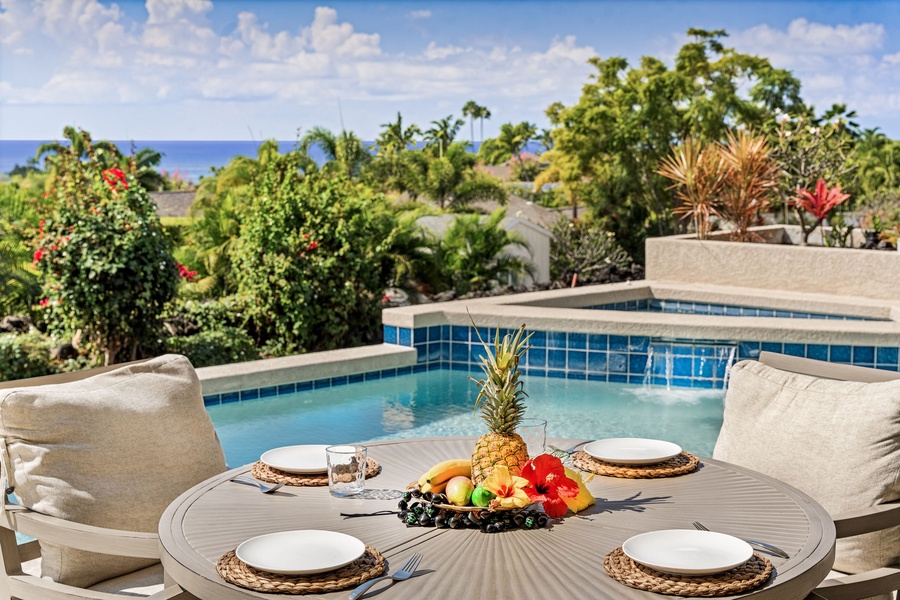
[231,153,397,354]
[33,129,179,365]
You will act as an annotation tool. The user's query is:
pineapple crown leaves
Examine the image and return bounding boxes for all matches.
[468,321,533,419]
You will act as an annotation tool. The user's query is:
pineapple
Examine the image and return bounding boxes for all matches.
[469,323,533,486]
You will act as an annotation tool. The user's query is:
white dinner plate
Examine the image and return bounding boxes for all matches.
[260,445,329,474]
[583,438,682,465]
[622,529,753,576]
[236,530,366,575]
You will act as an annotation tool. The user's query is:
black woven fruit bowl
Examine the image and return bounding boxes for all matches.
[397,487,546,533]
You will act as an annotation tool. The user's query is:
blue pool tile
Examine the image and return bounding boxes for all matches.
[588,334,608,350]
[524,367,547,377]
[349,373,365,384]
[607,353,628,373]
[761,342,783,354]
[413,363,427,373]
[547,369,566,379]
[710,305,725,315]
[629,336,650,352]
[648,376,668,386]
[806,344,828,361]
[381,368,398,379]
[567,371,587,380]
[397,366,412,376]
[738,342,760,360]
[783,343,804,357]
[628,375,645,385]
[673,357,692,377]
[296,381,314,391]
[314,378,330,389]
[414,328,427,344]
[853,346,875,364]
[629,353,648,374]
[529,330,547,347]
[757,309,775,318]
[417,345,427,362]
[856,363,875,370]
[671,376,693,388]
[428,361,443,371]
[693,357,713,378]
[441,341,450,360]
[451,342,469,362]
[428,342,442,361]
[364,371,381,381]
[470,345,487,363]
[527,348,546,367]
[240,388,260,400]
[221,391,240,404]
[588,351,607,373]
[330,375,348,387]
[277,383,296,394]
[609,335,628,352]
[672,344,693,355]
[548,331,567,348]
[877,347,899,366]
[383,326,397,344]
[587,373,608,382]
[548,349,567,369]
[450,362,469,371]
[693,379,715,389]
[608,374,628,383]
[567,332,587,349]
[259,386,278,398]
[775,310,792,318]
[203,395,220,405]
[442,325,450,339]
[830,345,852,363]
[428,325,442,342]
[568,350,587,371]
[452,326,468,341]
[725,306,741,316]
[399,328,412,346]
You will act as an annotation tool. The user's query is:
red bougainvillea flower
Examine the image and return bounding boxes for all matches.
[101,168,129,190]
[176,262,198,282]
[520,454,580,518]
[793,178,850,221]
[38,298,49,307]
[33,249,44,263]
[306,241,319,252]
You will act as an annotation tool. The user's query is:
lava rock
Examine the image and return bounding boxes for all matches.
[0,315,33,334]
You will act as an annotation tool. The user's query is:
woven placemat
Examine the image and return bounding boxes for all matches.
[216,546,386,595]
[572,451,699,478]
[251,457,381,487]
[604,547,772,597]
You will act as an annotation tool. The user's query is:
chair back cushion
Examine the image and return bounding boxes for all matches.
[713,360,900,574]
[0,354,226,588]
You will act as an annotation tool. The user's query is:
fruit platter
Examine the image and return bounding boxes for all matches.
[397,324,596,533]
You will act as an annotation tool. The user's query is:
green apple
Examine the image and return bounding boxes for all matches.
[445,476,475,506]
[471,486,495,507]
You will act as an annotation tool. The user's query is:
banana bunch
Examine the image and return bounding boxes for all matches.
[416,459,471,494]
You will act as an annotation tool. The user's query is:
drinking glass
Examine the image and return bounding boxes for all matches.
[326,445,367,497]
[516,418,547,457]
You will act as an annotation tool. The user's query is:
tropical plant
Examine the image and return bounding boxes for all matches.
[403,142,507,211]
[424,115,465,158]
[793,179,851,245]
[375,112,421,157]
[549,217,634,285]
[716,129,780,242]
[0,181,41,314]
[462,100,488,145]
[34,129,179,365]
[479,122,539,180]
[301,127,372,178]
[656,138,727,239]
[231,155,397,355]
[0,332,57,381]
[434,207,535,295]
[164,327,258,368]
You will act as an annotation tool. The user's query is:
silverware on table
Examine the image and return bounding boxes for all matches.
[348,552,421,600]
[692,521,790,559]
[229,477,285,494]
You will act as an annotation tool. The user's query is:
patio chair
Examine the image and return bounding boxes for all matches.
[0,354,227,599]
[714,351,900,600]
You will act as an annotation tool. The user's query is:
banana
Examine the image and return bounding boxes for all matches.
[420,480,448,494]
[421,458,472,486]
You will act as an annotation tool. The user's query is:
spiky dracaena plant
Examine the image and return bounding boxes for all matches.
[717,129,780,242]
[656,137,727,240]
[469,322,534,485]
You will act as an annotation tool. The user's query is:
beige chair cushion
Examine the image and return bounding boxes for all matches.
[0,354,226,588]
[713,360,900,575]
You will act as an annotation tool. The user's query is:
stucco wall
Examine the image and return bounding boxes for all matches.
[645,226,900,300]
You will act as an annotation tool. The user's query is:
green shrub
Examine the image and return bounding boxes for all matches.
[0,332,57,381]
[164,327,258,368]
[232,154,396,354]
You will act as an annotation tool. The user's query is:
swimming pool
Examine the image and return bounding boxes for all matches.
[207,369,725,467]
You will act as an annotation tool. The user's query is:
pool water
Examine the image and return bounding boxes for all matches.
[207,369,725,467]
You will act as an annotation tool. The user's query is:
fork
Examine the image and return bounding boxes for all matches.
[229,477,285,494]
[692,521,790,559]
[348,553,422,600]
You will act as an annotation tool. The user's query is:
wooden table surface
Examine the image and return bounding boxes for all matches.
[159,437,835,599]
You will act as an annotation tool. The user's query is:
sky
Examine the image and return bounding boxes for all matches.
[2,0,900,141]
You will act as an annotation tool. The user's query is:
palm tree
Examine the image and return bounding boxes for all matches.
[461,101,485,148]
[403,142,507,211]
[375,113,421,157]
[475,105,492,142]
[301,126,372,178]
[479,121,538,180]
[424,115,465,158]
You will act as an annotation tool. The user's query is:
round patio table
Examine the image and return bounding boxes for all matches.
[159,437,835,599]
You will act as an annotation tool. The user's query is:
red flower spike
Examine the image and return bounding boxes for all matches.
[793,178,850,221]
[520,454,580,518]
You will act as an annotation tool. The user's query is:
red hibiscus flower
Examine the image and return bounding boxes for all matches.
[33,249,44,263]
[520,454,580,518]
[306,240,318,252]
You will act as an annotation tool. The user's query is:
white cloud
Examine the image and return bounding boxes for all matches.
[424,41,464,60]
[733,18,884,60]
[303,6,380,58]
[409,10,431,20]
